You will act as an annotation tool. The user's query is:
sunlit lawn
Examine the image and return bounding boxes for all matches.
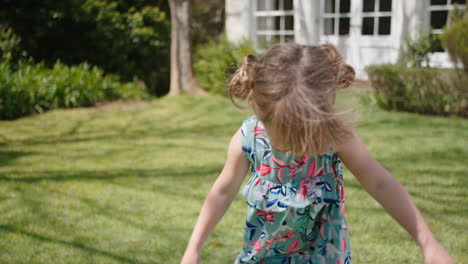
[0,89,466,263]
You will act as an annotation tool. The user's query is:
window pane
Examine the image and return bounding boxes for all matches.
[284,35,294,42]
[451,0,466,4]
[274,0,280,10]
[256,35,280,49]
[257,0,266,11]
[256,35,267,49]
[285,15,294,30]
[339,17,350,35]
[362,17,374,35]
[430,0,447,5]
[340,0,351,13]
[378,16,391,35]
[257,17,274,30]
[284,0,294,10]
[257,0,279,11]
[324,18,335,35]
[275,16,281,30]
[379,0,392,11]
[363,0,375,12]
[325,0,335,13]
[272,34,281,44]
[430,10,448,29]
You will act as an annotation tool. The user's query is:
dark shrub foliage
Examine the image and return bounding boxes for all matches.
[0,0,170,95]
[366,65,468,117]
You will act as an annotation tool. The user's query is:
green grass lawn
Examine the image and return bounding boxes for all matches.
[0,90,466,264]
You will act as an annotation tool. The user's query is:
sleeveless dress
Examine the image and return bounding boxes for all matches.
[234,116,351,264]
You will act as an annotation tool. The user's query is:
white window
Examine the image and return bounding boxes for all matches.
[254,0,294,50]
[429,0,466,52]
[361,0,392,35]
[322,0,351,36]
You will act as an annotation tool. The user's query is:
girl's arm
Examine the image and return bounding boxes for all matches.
[335,134,454,264]
[181,128,250,264]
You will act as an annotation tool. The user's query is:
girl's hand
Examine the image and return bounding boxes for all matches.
[180,248,201,264]
[423,242,454,264]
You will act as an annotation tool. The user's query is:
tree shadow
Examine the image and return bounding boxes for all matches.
[0,151,36,167]
[0,224,142,264]
[0,165,223,183]
[7,120,239,147]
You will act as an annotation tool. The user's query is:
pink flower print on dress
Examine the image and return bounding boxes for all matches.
[273,232,297,243]
[253,240,262,251]
[271,156,288,167]
[270,156,291,183]
[339,183,345,202]
[289,155,309,178]
[265,239,273,251]
[252,126,264,136]
[285,239,299,253]
[256,209,275,222]
[308,159,324,178]
[257,164,272,176]
[298,179,308,200]
[253,177,262,186]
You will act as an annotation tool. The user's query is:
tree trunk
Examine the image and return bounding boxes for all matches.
[168,0,206,95]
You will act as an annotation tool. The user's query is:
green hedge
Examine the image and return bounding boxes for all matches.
[366,65,468,117]
[194,37,256,96]
[0,60,149,120]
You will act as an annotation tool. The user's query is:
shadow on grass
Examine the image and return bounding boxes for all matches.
[2,105,243,147]
[0,166,223,183]
[7,121,239,147]
[0,151,36,167]
[0,225,142,264]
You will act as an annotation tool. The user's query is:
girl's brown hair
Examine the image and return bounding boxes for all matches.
[229,42,355,156]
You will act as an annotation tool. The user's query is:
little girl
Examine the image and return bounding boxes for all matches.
[181,42,454,264]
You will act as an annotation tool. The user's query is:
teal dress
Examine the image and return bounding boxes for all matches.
[234,116,351,264]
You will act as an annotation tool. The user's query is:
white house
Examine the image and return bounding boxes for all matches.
[225,0,466,79]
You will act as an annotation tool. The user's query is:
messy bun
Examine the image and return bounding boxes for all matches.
[228,54,257,102]
[337,63,355,89]
[319,44,355,89]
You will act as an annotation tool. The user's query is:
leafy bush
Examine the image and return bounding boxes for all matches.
[397,30,440,67]
[0,60,149,120]
[366,65,468,117]
[0,1,170,95]
[440,8,468,73]
[193,37,256,96]
[0,27,26,63]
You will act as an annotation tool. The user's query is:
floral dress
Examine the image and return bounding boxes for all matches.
[234,116,351,264]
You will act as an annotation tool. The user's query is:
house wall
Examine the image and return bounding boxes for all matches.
[294,0,320,45]
[225,0,252,44]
